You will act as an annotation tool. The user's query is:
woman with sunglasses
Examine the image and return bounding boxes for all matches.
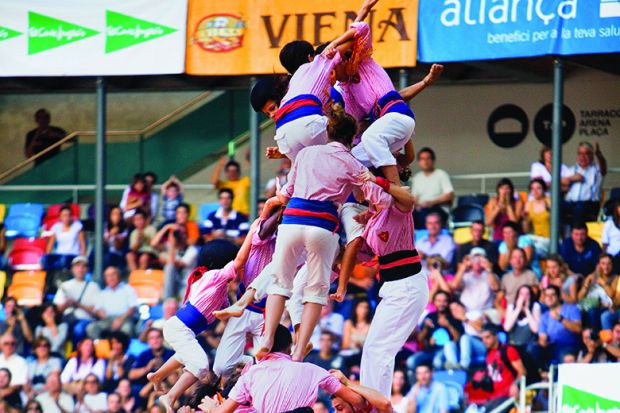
[75,373,107,413]
[60,338,105,396]
[26,337,62,397]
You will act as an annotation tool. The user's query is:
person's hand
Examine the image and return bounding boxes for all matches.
[515,294,525,310]
[460,255,471,271]
[266,146,285,159]
[145,319,154,329]
[178,407,195,413]
[551,309,561,320]
[358,169,376,184]
[437,314,450,328]
[111,317,124,331]
[425,64,444,84]
[321,43,338,59]
[586,339,599,354]
[65,298,77,307]
[16,308,26,322]
[360,0,379,14]
[594,142,602,156]
[353,211,371,225]
[330,285,347,302]
[481,257,493,272]
[424,318,434,329]
[509,383,519,398]
[198,396,220,413]
[329,369,350,386]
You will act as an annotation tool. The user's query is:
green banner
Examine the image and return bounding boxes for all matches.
[28,11,100,55]
[561,385,620,413]
[0,26,22,42]
[105,10,178,53]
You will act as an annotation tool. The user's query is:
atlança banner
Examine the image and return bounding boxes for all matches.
[418,0,620,62]
[0,0,187,76]
[557,364,620,413]
[185,0,418,75]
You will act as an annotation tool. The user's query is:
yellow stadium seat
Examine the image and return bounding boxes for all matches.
[452,226,490,245]
[0,204,5,223]
[95,339,111,359]
[188,203,198,222]
[586,221,604,247]
[0,271,6,302]
[7,270,47,307]
[129,269,164,305]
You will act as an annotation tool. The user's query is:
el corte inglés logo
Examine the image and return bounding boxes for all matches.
[193,14,246,52]
[106,10,178,53]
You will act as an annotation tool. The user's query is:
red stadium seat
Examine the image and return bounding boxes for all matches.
[42,203,81,231]
[8,238,47,270]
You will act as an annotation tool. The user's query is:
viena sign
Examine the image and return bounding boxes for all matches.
[418,0,620,62]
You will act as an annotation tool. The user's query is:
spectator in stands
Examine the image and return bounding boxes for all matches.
[538,285,582,366]
[0,333,27,392]
[75,373,107,413]
[121,174,151,221]
[530,146,570,190]
[560,221,602,277]
[203,189,250,243]
[23,400,43,413]
[410,291,463,370]
[577,328,613,363]
[45,205,86,271]
[305,331,342,371]
[126,209,158,271]
[104,206,128,270]
[578,253,616,329]
[500,248,538,305]
[128,328,174,398]
[61,338,105,395]
[523,178,551,258]
[310,301,345,349]
[465,324,525,409]
[450,248,499,319]
[116,378,136,413]
[0,367,22,412]
[211,155,251,216]
[107,392,124,413]
[86,266,137,338]
[498,221,536,274]
[265,158,291,198]
[408,364,448,413]
[417,212,456,266]
[141,298,178,342]
[0,224,6,270]
[605,321,620,361]
[411,147,454,225]
[152,203,200,298]
[541,254,578,304]
[503,285,541,372]
[0,297,33,354]
[455,220,498,265]
[562,142,607,223]
[53,256,101,341]
[24,109,67,165]
[103,332,134,392]
[486,178,524,242]
[160,176,184,225]
[34,302,68,355]
[602,200,620,273]
[143,172,160,221]
[390,369,411,413]
[35,371,75,413]
[341,298,372,354]
[425,256,454,311]
[26,337,62,397]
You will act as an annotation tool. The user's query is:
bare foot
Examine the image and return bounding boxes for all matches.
[147,372,162,392]
[212,303,247,321]
[255,337,273,360]
[159,394,173,413]
[292,343,313,362]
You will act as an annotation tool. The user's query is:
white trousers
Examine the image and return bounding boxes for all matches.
[163,316,209,378]
[212,310,264,378]
[360,272,428,398]
[339,202,368,244]
[274,114,329,160]
[267,224,339,305]
[352,112,415,168]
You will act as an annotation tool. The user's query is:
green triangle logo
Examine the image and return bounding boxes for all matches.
[28,12,100,55]
[105,10,177,53]
[561,385,620,411]
[0,26,23,42]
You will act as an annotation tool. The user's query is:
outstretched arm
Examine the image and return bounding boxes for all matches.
[360,170,414,212]
[399,64,444,102]
[233,220,259,276]
[323,0,378,57]
[330,370,392,413]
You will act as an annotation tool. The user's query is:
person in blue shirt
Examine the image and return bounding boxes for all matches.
[202,189,249,244]
[560,221,602,277]
[408,364,448,413]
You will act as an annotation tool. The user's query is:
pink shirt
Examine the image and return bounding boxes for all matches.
[282,142,392,208]
[242,220,276,287]
[363,205,415,257]
[340,22,396,114]
[228,353,342,413]
[281,54,342,107]
[188,261,236,324]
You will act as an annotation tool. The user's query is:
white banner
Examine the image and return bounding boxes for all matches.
[557,363,620,413]
[0,0,187,76]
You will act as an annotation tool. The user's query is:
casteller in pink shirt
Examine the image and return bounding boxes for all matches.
[363,204,416,258]
[228,352,342,413]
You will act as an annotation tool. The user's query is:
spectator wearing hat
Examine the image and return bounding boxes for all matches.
[53,256,101,341]
[451,247,500,319]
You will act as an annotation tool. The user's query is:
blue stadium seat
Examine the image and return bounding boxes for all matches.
[127,338,150,357]
[4,203,45,238]
[433,370,467,411]
[198,203,220,228]
[451,204,485,228]
[609,187,620,201]
[414,228,450,243]
[457,194,489,208]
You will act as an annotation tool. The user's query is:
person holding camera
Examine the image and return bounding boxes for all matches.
[577,328,613,363]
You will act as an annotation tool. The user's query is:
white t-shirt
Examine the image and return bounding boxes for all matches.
[94,282,138,318]
[53,279,101,321]
[0,353,28,385]
[50,221,83,255]
[36,391,75,413]
[602,219,620,256]
[565,163,603,202]
[78,392,107,413]
[60,357,105,383]
[411,169,454,213]
[529,161,570,187]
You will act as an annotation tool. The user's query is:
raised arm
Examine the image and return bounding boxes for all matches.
[211,156,227,187]
[399,64,444,102]
[359,169,414,212]
[594,142,607,176]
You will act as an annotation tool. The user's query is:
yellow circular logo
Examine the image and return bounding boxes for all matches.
[193,14,246,53]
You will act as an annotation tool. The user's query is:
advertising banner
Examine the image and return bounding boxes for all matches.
[186,0,418,75]
[418,0,620,62]
[557,363,620,413]
[0,0,187,76]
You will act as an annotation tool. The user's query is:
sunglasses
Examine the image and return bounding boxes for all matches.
[85,380,98,384]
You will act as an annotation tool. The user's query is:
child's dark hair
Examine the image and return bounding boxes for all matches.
[279,40,315,75]
[186,380,218,408]
[250,75,290,113]
[327,104,356,148]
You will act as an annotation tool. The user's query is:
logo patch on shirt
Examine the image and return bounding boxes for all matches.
[378,231,389,242]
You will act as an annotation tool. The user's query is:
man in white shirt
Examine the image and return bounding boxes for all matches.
[86,266,138,339]
[36,372,75,413]
[0,333,27,388]
[53,256,101,341]
[562,141,607,222]
[411,147,454,225]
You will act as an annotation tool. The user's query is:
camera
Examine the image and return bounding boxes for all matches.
[431,262,440,270]
[589,330,599,342]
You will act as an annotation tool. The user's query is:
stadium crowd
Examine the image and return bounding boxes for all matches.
[0,138,619,413]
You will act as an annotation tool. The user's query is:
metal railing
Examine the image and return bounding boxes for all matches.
[489,366,556,413]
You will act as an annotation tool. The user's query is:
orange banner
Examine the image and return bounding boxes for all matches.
[186,0,418,75]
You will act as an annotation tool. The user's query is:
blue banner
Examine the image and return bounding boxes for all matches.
[418,0,620,62]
